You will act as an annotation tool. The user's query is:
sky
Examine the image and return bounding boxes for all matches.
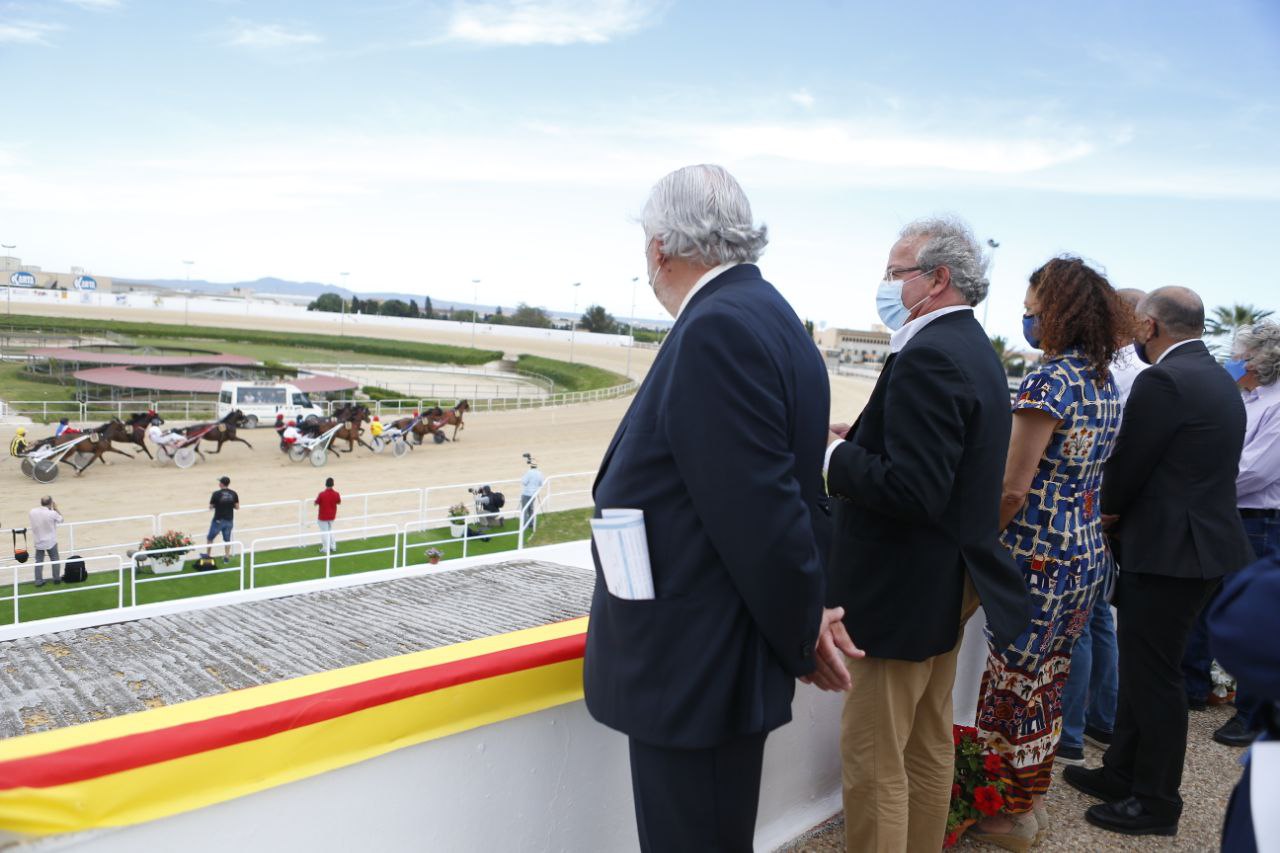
[1,0,1278,342]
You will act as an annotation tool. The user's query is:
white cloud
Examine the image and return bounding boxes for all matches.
[444,0,663,46]
[0,21,60,45]
[226,21,324,48]
[62,0,122,10]
[789,89,815,109]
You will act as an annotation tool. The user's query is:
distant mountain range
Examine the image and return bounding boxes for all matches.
[119,276,672,328]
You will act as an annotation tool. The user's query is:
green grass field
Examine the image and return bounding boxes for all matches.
[0,507,593,626]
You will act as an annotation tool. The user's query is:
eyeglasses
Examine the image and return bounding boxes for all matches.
[885,266,926,280]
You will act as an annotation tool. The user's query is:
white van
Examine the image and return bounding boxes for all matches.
[217,382,326,428]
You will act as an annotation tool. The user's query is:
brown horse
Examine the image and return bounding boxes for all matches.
[117,411,165,460]
[302,406,372,453]
[180,410,253,453]
[390,407,446,445]
[71,420,148,474]
[438,400,470,441]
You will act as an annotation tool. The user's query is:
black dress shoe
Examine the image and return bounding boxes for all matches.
[1213,713,1260,747]
[1085,797,1177,836]
[1062,765,1128,802]
[1084,724,1113,748]
[1187,696,1209,711]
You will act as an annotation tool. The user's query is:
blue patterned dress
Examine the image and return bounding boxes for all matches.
[975,351,1121,812]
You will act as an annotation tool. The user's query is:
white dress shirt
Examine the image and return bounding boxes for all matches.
[1110,343,1147,411]
[1155,338,1199,364]
[825,306,974,474]
[676,262,740,319]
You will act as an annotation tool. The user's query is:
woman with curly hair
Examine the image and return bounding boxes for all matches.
[970,257,1129,850]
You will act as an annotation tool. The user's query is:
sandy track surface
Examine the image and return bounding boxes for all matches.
[1,305,874,546]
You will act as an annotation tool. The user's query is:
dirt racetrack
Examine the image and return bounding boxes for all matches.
[0,304,873,545]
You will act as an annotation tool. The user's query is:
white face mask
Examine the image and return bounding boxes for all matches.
[875,271,931,331]
[645,238,662,291]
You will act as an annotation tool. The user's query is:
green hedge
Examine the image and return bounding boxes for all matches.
[361,385,412,401]
[0,314,502,365]
[515,354,627,393]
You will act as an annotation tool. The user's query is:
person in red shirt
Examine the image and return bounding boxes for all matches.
[314,477,341,553]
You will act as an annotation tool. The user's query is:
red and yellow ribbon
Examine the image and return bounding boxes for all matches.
[0,617,589,836]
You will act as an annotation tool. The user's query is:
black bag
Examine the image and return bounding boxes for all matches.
[489,491,506,511]
[63,556,87,583]
[11,529,28,564]
[195,555,218,572]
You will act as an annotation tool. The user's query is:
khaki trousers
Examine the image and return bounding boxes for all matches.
[841,578,979,853]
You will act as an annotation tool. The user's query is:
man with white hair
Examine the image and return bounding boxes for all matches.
[584,164,857,851]
[824,217,1030,851]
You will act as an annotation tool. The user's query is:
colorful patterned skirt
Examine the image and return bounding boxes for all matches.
[975,553,1104,813]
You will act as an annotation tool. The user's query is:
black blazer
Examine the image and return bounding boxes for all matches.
[826,310,1030,661]
[1102,340,1253,579]
[583,265,830,750]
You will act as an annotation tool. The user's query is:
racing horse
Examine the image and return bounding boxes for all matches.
[179,410,253,454]
[68,420,149,474]
[437,400,470,441]
[389,407,445,445]
[301,405,373,453]
[116,411,165,459]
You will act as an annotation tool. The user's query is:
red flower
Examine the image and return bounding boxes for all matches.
[983,754,1004,775]
[973,785,1005,817]
[951,783,961,800]
[943,830,959,848]
[953,727,962,745]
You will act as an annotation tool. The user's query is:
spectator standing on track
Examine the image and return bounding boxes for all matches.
[315,477,341,554]
[206,476,239,565]
[520,454,544,529]
[28,496,63,587]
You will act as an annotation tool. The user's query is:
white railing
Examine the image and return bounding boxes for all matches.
[2,553,126,624]
[2,379,637,425]
[132,542,246,604]
[251,524,400,587]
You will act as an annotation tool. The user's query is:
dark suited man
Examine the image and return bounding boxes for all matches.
[825,217,1030,852]
[1064,286,1254,836]
[584,164,858,852]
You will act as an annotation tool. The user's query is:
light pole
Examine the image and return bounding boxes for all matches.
[2,244,15,315]
[568,281,582,364]
[470,279,481,348]
[625,275,639,378]
[182,260,194,325]
[982,239,1000,329]
[340,271,349,336]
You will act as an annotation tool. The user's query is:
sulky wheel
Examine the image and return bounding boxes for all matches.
[288,444,308,463]
[433,432,446,444]
[392,438,409,458]
[174,446,198,469]
[370,436,385,454]
[309,448,328,467]
[20,458,34,478]
[33,460,60,483]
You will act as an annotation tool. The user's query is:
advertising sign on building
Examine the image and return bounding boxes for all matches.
[74,275,98,291]
[8,271,36,287]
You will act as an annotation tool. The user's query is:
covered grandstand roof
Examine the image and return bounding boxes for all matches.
[29,347,258,367]
[72,366,358,393]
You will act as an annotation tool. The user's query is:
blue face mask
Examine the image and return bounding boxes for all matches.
[1022,314,1041,349]
[1134,320,1157,365]
[1224,358,1249,382]
[875,272,930,331]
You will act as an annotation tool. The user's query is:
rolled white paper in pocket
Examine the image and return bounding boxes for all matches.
[590,508,655,600]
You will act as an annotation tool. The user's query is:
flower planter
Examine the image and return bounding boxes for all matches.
[449,523,466,538]
[150,559,183,575]
[428,556,441,565]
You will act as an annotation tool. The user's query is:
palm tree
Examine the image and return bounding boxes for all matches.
[1207,303,1273,339]
[990,335,1027,375]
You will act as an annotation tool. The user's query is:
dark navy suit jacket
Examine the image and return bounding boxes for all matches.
[583,264,830,749]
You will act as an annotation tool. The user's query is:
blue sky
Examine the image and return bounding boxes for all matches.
[2,0,1278,341]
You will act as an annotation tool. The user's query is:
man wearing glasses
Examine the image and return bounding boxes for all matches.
[824,217,1030,851]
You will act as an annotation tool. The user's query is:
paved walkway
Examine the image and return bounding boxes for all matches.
[779,703,1244,851]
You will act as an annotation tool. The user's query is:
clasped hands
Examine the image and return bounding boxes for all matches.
[801,606,864,692]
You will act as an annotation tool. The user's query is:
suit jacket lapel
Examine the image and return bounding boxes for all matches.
[848,353,896,439]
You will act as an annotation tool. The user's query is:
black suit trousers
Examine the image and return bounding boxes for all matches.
[1102,571,1219,820]
[628,732,768,853]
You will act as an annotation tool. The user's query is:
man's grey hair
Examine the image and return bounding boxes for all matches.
[1141,286,1204,338]
[641,164,768,266]
[40,496,53,507]
[1234,319,1280,386]
[898,216,990,306]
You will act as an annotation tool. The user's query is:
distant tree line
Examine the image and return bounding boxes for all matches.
[306,293,668,342]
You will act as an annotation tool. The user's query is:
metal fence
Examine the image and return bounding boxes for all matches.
[0,469,595,634]
[2,380,636,423]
